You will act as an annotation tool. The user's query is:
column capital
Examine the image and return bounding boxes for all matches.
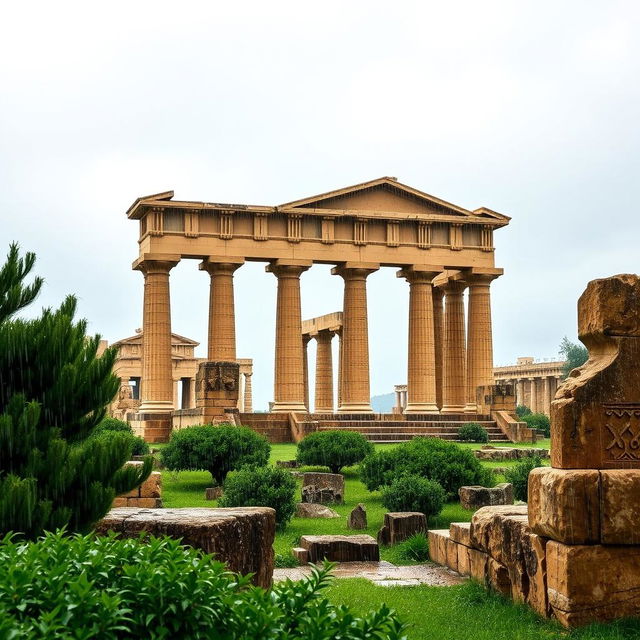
[266,259,311,278]
[397,265,444,283]
[331,262,379,280]
[462,268,503,287]
[133,255,180,275]
[314,328,335,342]
[199,257,244,275]
[441,278,467,295]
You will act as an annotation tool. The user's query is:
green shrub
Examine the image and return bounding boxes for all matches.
[504,455,544,502]
[93,417,131,434]
[381,474,445,519]
[521,412,551,437]
[219,465,297,529]
[397,532,430,562]
[0,530,406,639]
[296,430,374,473]
[161,424,270,485]
[515,405,531,417]
[360,437,493,499]
[457,423,489,443]
[93,417,150,455]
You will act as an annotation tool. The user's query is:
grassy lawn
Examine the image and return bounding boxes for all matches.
[326,579,640,640]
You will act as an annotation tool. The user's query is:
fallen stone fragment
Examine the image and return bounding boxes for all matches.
[299,534,379,562]
[295,502,340,518]
[205,487,223,501]
[459,483,514,510]
[347,504,367,529]
[377,512,427,545]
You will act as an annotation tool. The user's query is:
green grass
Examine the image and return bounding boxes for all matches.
[325,579,640,640]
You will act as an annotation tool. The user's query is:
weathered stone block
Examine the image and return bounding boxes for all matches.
[112,497,128,508]
[295,503,340,518]
[600,469,640,544]
[528,468,600,544]
[446,538,458,573]
[96,507,275,588]
[139,472,162,499]
[292,547,308,563]
[276,460,299,468]
[449,522,472,548]
[428,529,449,565]
[469,505,528,554]
[302,486,341,504]
[487,558,511,597]
[547,540,640,627]
[347,504,367,529]
[457,543,470,576]
[459,483,514,510]
[468,547,489,582]
[299,535,379,562]
[205,487,223,501]
[301,473,344,503]
[377,512,427,545]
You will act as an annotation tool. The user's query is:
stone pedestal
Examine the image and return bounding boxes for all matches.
[196,361,240,422]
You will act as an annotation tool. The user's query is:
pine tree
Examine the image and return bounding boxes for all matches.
[0,243,151,538]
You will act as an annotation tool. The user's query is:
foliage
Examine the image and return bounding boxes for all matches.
[275,552,299,568]
[92,417,149,455]
[0,530,407,639]
[381,474,445,519]
[520,412,551,437]
[504,456,544,502]
[515,405,531,418]
[360,437,493,499]
[560,336,589,379]
[397,532,430,562]
[457,423,489,443]
[296,430,374,473]
[0,243,151,538]
[161,424,270,486]
[219,465,297,530]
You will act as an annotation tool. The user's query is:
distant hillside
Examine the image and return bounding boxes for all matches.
[371,392,395,413]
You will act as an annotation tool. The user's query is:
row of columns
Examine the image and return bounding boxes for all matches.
[136,257,498,415]
[509,376,560,416]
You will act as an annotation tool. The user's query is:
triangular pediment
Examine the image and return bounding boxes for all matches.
[280,177,475,218]
[113,332,199,348]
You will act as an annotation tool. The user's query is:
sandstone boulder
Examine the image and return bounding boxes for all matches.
[348,504,367,529]
[459,483,513,510]
[295,502,340,518]
[377,512,427,545]
[299,534,379,562]
[96,507,275,588]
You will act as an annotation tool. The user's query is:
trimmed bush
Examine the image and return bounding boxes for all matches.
[219,465,297,530]
[521,412,551,437]
[93,417,149,455]
[505,455,544,502]
[296,430,374,473]
[161,424,270,486]
[0,530,406,639]
[381,474,445,519]
[360,437,493,499]
[515,405,531,418]
[457,423,489,443]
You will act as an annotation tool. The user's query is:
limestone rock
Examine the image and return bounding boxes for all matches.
[468,547,489,582]
[377,512,427,545]
[474,447,549,461]
[459,483,514,510]
[299,535,379,562]
[547,540,640,627]
[528,468,600,544]
[428,529,450,565]
[301,473,344,503]
[205,487,224,501]
[600,469,640,544]
[487,558,511,597]
[96,507,275,588]
[347,504,367,529]
[292,547,308,563]
[295,502,340,518]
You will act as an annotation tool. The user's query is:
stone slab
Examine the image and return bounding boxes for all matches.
[347,504,367,529]
[95,507,275,588]
[295,502,340,518]
[469,505,528,554]
[459,483,513,510]
[428,529,450,566]
[528,468,600,544]
[600,469,640,544]
[299,535,379,562]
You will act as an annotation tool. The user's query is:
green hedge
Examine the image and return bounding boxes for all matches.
[381,474,445,519]
[296,430,374,473]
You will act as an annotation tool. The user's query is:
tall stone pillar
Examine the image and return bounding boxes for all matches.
[303,335,311,411]
[237,372,245,412]
[243,373,253,413]
[135,258,179,412]
[332,263,379,413]
[394,389,402,413]
[337,329,343,410]
[200,258,244,361]
[189,377,196,409]
[529,378,537,413]
[432,286,445,411]
[314,330,334,412]
[267,260,311,413]
[398,267,442,414]
[516,378,525,407]
[465,273,499,413]
[441,279,467,414]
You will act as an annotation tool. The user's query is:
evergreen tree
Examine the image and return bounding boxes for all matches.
[0,243,151,538]
[559,336,589,379]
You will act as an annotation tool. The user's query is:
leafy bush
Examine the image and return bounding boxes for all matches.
[161,424,270,485]
[219,465,297,530]
[360,437,493,499]
[515,405,531,418]
[521,413,551,437]
[381,474,445,519]
[0,530,406,639]
[93,417,150,455]
[296,430,374,473]
[505,456,544,502]
[457,423,489,443]
[397,532,430,562]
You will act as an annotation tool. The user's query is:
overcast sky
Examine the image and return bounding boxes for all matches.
[2,1,639,410]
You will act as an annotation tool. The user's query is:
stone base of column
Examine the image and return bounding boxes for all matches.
[404,403,440,414]
[440,404,466,414]
[271,402,308,413]
[138,400,174,413]
[337,402,374,414]
[129,412,173,443]
[464,402,478,414]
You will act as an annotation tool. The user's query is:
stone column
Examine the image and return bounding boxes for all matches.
[441,279,468,414]
[267,261,310,413]
[189,377,196,409]
[237,372,245,412]
[542,376,551,415]
[465,273,498,413]
[529,378,537,413]
[394,388,402,413]
[332,263,379,413]
[516,378,525,407]
[199,258,244,361]
[398,267,442,414]
[173,380,179,409]
[314,330,334,412]
[243,373,253,413]
[432,286,445,411]
[337,329,343,410]
[135,258,179,412]
[303,335,311,411]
